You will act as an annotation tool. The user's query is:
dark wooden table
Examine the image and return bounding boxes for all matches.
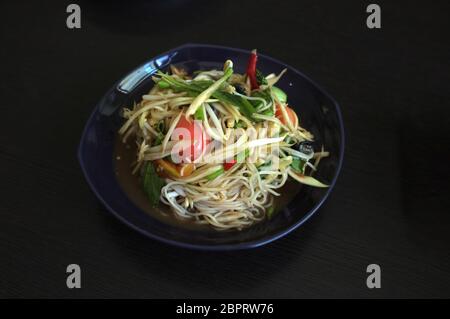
[1,0,449,298]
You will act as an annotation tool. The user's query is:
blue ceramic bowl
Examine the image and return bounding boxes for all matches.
[78,43,344,250]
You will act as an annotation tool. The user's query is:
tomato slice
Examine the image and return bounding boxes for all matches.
[172,116,208,162]
[275,104,298,127]
[223,159,237,171]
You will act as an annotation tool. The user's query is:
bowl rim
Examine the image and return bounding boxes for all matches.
[77,43,345,251]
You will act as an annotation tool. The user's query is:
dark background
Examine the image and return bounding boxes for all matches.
[1,0,449,298]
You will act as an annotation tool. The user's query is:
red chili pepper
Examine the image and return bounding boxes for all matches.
[246,49,259,90]
[223,159,237,171]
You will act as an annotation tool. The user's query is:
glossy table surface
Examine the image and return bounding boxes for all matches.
[0,0,449,298]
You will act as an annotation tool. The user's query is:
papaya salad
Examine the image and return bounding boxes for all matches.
[118,50,329,230]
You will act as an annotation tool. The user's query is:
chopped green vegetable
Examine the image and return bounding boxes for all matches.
[256,69,268,85]
[194,104,205,120]
[152,133,164,146]
[152,121,165,146]
[216,91,257,119]
[257,160,272,170]
[272,86,287,103]
[156,121,164,133]
[236,149,250,163]
[251,89,271,101]
[143,163,165,206]
[206,166,225,181]
[266,206,275,219]
[157,71,196,92]
[234,120,247,129]
[291,157,306,174]
[250,89,273,116]
[261,108,274,116]
[157,80,170,89]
